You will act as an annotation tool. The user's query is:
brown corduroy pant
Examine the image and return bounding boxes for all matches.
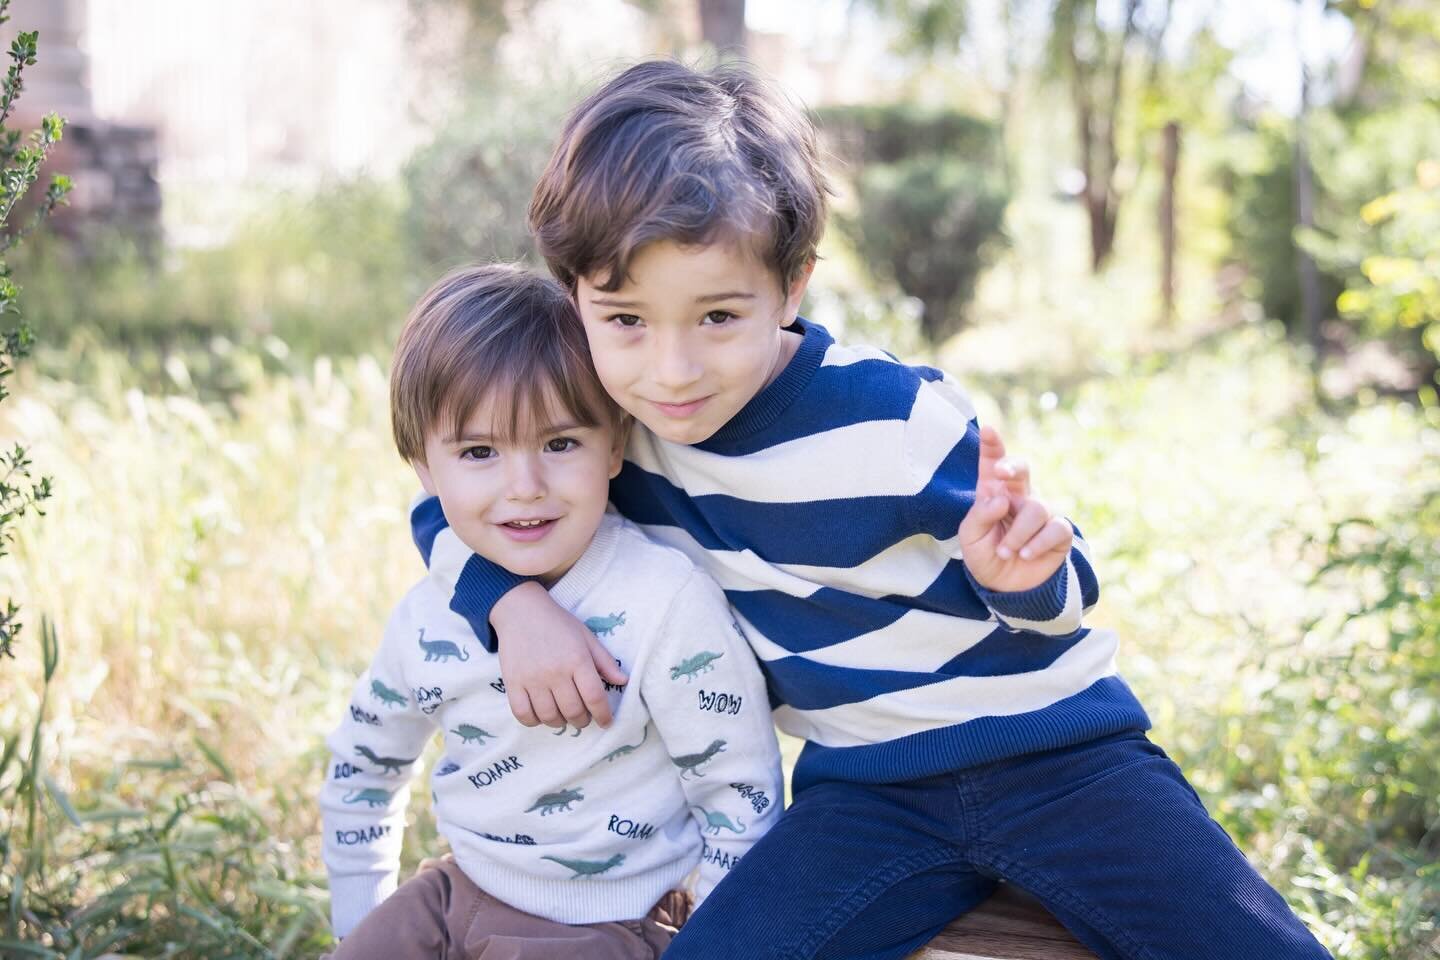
[329,857,683,960]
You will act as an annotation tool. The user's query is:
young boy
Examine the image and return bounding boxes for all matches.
[319,264,783,958]
[415,63,1333,960]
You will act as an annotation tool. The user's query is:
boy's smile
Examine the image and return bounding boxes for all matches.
[576,240,811,445]
[413,393,624,585]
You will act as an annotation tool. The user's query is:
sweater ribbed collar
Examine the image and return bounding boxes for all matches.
[547,511,622,610]
[694,317,831,453]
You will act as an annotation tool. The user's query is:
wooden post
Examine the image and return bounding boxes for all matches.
[698,0,747,58]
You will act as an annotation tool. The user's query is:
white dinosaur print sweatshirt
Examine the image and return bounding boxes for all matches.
[321,511,784,938]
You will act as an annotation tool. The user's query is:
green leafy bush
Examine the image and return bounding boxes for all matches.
[818,104,1009,345]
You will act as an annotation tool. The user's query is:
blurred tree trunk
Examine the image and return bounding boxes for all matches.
[1159,120,1179,326]
[698,0,746,57]
[1057,0,1139,273]
[1296,60,1322,378]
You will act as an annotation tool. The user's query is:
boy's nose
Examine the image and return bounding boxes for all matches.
[505,455,546,501]
[652,337,703,391]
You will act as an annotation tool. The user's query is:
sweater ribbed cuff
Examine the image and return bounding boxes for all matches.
[451,556,533,653]
[329,870,398,939]
[966,560,1068,626]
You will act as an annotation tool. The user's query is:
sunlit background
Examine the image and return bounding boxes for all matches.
[0,1,1436,957]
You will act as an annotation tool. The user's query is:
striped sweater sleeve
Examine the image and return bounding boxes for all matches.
[639,569,784,907]
[906,372,1101,637]
[319,601,435,938]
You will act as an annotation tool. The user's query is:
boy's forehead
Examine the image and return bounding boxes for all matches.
[437,384,585,443]
[584,238,778,300]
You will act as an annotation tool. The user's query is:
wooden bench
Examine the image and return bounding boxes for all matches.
[908,886,1097,960]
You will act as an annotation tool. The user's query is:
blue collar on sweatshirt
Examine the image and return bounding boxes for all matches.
[694,317,833,454]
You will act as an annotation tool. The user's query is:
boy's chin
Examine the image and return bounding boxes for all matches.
[636,415,722,446]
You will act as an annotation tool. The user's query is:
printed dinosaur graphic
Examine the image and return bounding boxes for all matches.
[526,787,585,816]
[541,853,625,878]
[695,806,746,835]
[343,787,392,808]
[553,724,583,737]
[436,760,462,776]
[584,612,626,637]
[370,678,407,708]
[354,745,417,775]
[418,627,469,663]
[603,726,649,762]
[671,739,727,779]
[451,724,494,745]
[670,650,723,682]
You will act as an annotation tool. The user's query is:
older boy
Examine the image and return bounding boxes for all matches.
[320,264,782,958]
[415,63,1332,960]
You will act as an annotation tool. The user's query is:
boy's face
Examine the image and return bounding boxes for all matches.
[575,240,811,445]
[413,392,624,585]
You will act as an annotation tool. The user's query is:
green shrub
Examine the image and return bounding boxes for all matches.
[11,178,421,363]
[401,79,571,269]
[817,104,1009,346]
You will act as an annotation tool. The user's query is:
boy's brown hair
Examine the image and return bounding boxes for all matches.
[390,264,622,463]
[529,59,829,293]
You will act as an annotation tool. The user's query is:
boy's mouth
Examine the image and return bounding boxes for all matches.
[497,517,559,542]
[650,396,711,418]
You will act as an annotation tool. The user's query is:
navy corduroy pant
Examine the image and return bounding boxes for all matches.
[664,730,1332,960]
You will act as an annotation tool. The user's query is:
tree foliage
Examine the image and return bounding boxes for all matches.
[820,104,1008,346]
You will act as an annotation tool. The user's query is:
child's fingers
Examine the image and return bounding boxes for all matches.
[588,632,631,688]
[976,425,1007,487]
[1018,517,1074,561]
[508,686,540,727]
[994,456,1031,498]
[996,500,1051,559]
[553,683,591,730]
[529,689,565,729]
[574,666,614,729]
[959,489,1011,546]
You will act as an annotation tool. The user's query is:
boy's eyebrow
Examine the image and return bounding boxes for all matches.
[450,421,587,443]
[587,292,757,308]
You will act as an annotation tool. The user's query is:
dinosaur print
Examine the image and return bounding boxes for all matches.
[436,760,462,776]
[526,787,585,815]
[603,726,649,762]
[553,724,583,737]
[370,678,407,708]
[584,612,626,637]
[343,787,392,808]
[354,745,417,775]
[542,853,625,878]
[695,806,746,835]
[451,724,494,745]
[671,739,727,779]
[418,627,469,662]
[670,650,723,682]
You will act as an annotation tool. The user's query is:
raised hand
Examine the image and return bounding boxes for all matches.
[957,425,1073,593]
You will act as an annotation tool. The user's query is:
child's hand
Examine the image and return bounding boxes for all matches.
[957,425,1074,593]
[492,582,629,729]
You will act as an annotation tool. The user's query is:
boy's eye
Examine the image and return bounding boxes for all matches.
[702,310,736,325]
[546,437,579,453]
[460,445,494,461]
[611,314,642,328]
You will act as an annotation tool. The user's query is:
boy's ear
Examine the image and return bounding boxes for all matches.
[608,418,632,479]
[413,458,438,496]
[784,259,816,319]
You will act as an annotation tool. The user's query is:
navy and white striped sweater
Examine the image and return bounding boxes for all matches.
[413,319,1149,790]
